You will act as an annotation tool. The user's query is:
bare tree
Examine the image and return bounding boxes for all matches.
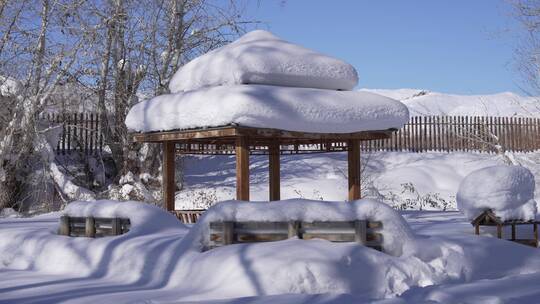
[0,0,257,212]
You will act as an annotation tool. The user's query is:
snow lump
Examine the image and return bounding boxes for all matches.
[126,84,409,133]
[456,165,537,221]
[169,30,359,92]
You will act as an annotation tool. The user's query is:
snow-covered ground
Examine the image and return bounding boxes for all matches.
[177,151,540,211]
[2,202,540,303]
[361,88,540,117]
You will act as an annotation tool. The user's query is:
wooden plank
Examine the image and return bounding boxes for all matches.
[268,141,280,201]
[236,136,250,201]
[132,126,394,143]
[347,139,361,201]
[85,217,96,238]
[162,141,176,211]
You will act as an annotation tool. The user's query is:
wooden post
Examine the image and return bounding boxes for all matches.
[534,223,538,247]
[236,136,250,201]
[59,216,70,236]
[475,224,480,235]
[223,221,234,245]
[112,218,121,236]
[347,139,361,201]
[355,220,367,245]
[511,223,516,240]
[497,224,502,239]
[269,141,280,201]
[288,221,300,239]
[162,141,176,211]
[85,217,96,238]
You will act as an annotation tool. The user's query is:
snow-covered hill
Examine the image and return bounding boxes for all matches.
[361,88,540,117]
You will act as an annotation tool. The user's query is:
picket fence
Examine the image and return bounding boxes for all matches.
[41,114,540,154]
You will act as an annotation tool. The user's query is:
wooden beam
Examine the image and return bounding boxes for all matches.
[269,141,280,201]
[162,141,176,211]
[132,125,395,143]
[236,136,250,201]
[347,139,361,201]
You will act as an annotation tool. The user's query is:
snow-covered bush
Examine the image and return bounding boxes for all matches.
[192,199,415,256]
[375,182,453,211]
[456,165,537,221]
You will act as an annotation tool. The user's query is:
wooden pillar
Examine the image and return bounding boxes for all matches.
[236,136,250,201]
[269,141,280,201]
[347,139,361,201]
[497,224,503,239]
[162,141,176,211]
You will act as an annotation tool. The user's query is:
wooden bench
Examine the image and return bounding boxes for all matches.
[472,209,539,247]
[173,209,205,224]
[206,220,383,252]
[58,216,130,237]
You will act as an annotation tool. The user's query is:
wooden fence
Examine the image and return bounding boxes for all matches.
[39,112,104,155]
[361,116,540,153]
[207,220,383,252]
[41,113,540,154]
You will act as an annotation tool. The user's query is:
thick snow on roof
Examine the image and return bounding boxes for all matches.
[169,30,359,92]
[126,84,409,133]
[456,165,537,221]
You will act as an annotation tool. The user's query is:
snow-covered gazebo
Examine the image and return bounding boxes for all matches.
[126,31,409,211]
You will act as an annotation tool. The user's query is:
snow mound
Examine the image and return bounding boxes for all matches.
[193,199,415,256]
[456,165,537,221]
[63,200,183,235]
[169,30,359,93]
[126,84,409,133]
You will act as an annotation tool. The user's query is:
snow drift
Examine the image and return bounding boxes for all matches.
[456,165,537,221]
[125,84,409,133]
[5,200,540,302]
[169,30,359,93]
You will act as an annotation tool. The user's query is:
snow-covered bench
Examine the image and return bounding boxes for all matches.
[457,165,539,247]
[197,199,415,256]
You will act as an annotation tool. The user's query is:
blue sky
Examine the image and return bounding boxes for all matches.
[244,1,523,95]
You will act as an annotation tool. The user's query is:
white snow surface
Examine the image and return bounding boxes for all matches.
[197,199,414,256]
[169,30,359,93]
[126,84,409,133]
[4,203,540,303]
[456,165,537,221]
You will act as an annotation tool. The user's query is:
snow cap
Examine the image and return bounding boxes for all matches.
[125,84,409,133]
[169,30,359,92]
[456,165,537,221]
